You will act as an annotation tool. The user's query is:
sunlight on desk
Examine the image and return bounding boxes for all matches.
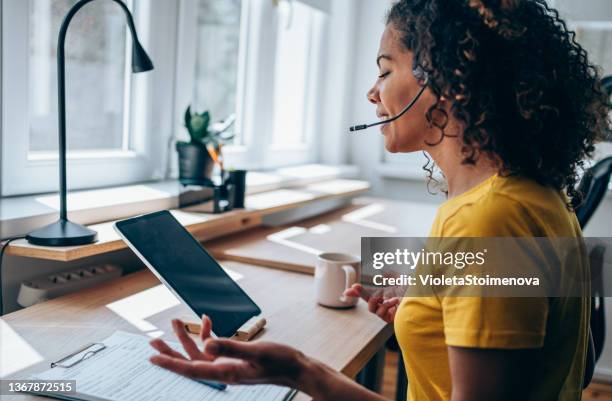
[212,198,439,273]
[309,224,332,234]
[246,189,316,210]
[277,164,341,179]
[105,266,244,337]
[170,210,211,226]
[342,203,398,233]
[105,285,180,337]
[266,226,323,255]
[245,171,284,187]
[305,179,370,195]
[0,320,44,376]
[262,202,400,258]
[35,185,174,211]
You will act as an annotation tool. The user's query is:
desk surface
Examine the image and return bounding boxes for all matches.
[208,197,439,274]
[1,260,393,401]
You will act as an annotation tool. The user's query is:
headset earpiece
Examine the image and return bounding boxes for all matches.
[412,59,429,84]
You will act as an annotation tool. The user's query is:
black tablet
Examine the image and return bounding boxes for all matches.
[114,211,261,338]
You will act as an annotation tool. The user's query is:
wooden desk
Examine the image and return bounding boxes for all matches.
[207,197,438,274]
[1,261,393,401]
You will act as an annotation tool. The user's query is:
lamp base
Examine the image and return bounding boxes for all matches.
[26,219,98,247]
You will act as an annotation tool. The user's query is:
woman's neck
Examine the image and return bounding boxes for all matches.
[426,136,499,200]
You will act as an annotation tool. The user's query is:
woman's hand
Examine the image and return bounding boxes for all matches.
[149,316,310,389]
[150,315,392,401]
[344,284,400,324]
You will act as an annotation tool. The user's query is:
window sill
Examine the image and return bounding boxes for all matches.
[0,164,359,239]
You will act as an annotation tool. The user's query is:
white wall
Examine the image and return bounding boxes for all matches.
[554,0,612,20]
[348,0,612,381]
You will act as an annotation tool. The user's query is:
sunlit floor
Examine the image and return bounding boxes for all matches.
[381,351,612,401]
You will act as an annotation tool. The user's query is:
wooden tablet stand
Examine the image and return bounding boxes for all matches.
[182,316,267,342]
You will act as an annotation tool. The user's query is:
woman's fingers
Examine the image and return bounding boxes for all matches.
[373,297,400,322]
[375,304,390,320]
[386,306,398,323]
[383,297,400,307]
[149,338,187,360]
[205,339,262,362]
[150,354,252,383]
[343,283,364,299]
[200,315,212,343]
[172,319,205,360]
[367,296,383,313]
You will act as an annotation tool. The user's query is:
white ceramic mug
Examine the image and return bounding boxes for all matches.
[314,252,360,308]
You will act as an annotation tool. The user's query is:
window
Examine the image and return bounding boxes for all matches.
[263,0,326,166]
[174,0,328,171]
[2,0,165,196]
[553,0,612,159]
[29,0,128,153]
[270,1,323,150]
[192,0,242,142]
[2,0,333,196]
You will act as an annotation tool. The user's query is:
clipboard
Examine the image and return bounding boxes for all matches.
[28,331,296,401]
[50,342,106,368]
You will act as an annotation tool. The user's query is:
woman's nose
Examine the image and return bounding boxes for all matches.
[367,85,380,105]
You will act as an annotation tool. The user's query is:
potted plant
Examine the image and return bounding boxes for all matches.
[176,106,235,185]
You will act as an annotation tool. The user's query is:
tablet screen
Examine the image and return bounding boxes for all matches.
[115,211,261,337]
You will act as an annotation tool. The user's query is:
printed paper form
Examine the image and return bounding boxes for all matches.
[31,331,293,401]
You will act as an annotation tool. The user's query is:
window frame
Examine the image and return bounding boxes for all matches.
[1,0,171,196]
[173,0,253,173]
[173,0,323,174]
[265,0,324,167]
[1,0,335,196]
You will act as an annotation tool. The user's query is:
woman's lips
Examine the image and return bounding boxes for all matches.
[379,115,390,133]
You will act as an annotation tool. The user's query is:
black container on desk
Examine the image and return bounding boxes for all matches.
[228,170,247,208]
[176,142,214,186]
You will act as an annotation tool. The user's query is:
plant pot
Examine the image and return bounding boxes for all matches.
[176,142,215,185]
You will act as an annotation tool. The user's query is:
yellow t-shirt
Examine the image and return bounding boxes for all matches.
[394,174,590,401]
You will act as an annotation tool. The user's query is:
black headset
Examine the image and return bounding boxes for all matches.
[350,60,429,132]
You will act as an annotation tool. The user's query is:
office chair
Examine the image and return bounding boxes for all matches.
[578,155,612,388]
[579,74,611,388]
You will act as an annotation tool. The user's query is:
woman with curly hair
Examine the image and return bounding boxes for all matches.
[149,1,611,400]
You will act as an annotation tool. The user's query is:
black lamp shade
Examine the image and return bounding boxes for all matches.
[132,40,154,73]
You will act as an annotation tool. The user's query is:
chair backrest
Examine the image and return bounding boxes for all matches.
[576,156,612,228]
[582,245,607,388]
[578,159,611,389]
[579,75,611,389]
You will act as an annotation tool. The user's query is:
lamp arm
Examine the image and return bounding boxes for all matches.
[56,0,142,220]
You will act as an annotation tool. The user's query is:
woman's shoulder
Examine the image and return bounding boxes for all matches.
[432,174,579,237]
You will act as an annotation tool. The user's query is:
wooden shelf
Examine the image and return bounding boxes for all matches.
[3,179,370,262]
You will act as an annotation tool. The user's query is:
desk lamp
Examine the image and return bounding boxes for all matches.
[26,0,154,246]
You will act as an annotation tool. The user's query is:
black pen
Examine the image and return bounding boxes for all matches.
[196,379,228,391]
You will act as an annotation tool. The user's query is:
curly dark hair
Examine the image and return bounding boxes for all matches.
[387,0,611,206]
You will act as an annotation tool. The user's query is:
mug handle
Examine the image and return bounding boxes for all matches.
[340,265,357,302]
